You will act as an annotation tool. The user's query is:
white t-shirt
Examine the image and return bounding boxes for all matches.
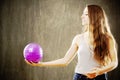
[75,32,101,74]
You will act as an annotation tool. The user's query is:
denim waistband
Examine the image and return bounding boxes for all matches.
[74,73,107,80]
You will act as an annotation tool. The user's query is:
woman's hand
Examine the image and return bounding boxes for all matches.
[85,68,100,79]
[86,71,97,79]
[25,59,42,66]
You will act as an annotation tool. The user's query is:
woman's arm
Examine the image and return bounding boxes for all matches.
[25,35,79,67]
[86,37,118,79]
[97,37,118,75]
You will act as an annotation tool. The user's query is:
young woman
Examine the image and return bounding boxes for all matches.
[25,5,118,80]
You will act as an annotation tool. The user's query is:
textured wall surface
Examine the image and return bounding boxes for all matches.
[0,0,120,80]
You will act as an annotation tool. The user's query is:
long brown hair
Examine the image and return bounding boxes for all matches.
[87,5,117,66]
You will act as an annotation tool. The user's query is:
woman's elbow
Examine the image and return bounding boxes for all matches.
[112,61,118,69]
[61,63,68,67]
[59,62,68,67]
[61,58,70,67]
[114,62,118,68]
[64,62,70,66]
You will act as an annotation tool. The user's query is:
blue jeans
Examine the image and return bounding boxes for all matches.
[73,73,107,80]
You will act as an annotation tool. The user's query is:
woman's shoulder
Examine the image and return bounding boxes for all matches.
[74,33,84,39]
[73,33,86,45]
[105,33,116,44]
[75,32,86,38]
[104,32,113,40]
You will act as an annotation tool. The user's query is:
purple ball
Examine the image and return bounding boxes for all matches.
[23,43,43,63]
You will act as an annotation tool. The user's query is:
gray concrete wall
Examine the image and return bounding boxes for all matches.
[0,0,119,80]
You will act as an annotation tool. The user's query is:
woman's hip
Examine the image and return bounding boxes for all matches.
[73,73,107,80]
